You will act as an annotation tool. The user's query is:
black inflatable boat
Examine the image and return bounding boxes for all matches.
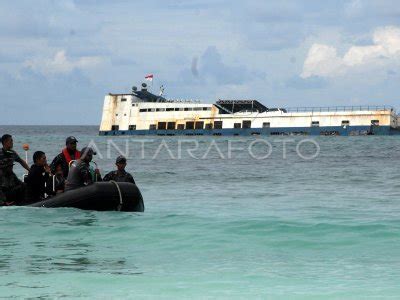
[29,182,144,212]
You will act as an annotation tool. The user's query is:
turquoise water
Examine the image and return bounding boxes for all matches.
[1,126,400,299]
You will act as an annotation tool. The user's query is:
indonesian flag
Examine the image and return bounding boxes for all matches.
[145,74,153,81]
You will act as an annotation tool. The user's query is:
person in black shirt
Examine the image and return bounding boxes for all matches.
[26,151,51,203]
[103,155,136,184]
[0,134,30,172]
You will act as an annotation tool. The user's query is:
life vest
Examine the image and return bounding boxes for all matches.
[62,148,81,164]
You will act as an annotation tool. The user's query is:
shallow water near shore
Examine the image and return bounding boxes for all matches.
[0,125,400,299]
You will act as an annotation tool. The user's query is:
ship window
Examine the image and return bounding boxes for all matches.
[371,120,379,126]
[194,107,202,111]
[121,98,127,102]
[139,109,147,112]
[205,123,213,130]
[149,124,156,130]
[116,114,119,116]
[132,103,137,107]
[263,122,270,128]
[214,121,223,129]
[177,124,185,130]
[157,122,167,130]
[111,125,119,131]
[186,121,195,129]
[129,125,136,130]
[234,123,241,129]
[156,108,166,112]
[174,108,180,111]
[149,108,156,112]
[195,121,204,129]
[203,107,210,111]
[342,120,350,126]
[242,121,251,129]
[311,121,319,127]
[166,108,174,111]
[167,122,176,130]
[184,107,193,111]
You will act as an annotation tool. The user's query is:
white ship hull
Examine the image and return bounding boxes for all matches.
[99,91,399,136]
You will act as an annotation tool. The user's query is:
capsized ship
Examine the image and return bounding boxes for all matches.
[99,83,400,136]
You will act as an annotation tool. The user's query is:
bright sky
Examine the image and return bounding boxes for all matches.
[1,0,400,124]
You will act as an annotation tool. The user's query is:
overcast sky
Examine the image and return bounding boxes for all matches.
[1,0,400,125]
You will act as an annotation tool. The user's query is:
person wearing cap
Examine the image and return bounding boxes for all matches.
[0,134,30,172]
[103,156,136,184]
[65,147,102,192]
[50,136,81,178]
[0,158,26,206]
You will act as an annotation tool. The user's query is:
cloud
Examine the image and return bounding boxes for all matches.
[0,67,103,125]
[344,0,400,20]
[344,0,363,18]
[1,1,400,124]
[200,46,248,85]
[286,76,328,90]
[24,50,102,76]
[301,26,400,78]
[230,2,306,51]
[178,46,266,85]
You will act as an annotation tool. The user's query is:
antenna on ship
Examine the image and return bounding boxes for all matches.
[159,85,165,96]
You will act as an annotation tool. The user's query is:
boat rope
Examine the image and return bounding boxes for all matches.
[110,180,123,211]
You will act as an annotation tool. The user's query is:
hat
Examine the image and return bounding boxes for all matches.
[0,158,14,169]
[66,136,78,145]
[116,155,127,164]
[81,147,96,156]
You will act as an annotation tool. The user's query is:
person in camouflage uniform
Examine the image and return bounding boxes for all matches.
[0,158,25,206]
[0,134,30,172]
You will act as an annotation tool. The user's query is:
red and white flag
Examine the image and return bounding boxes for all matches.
[145,74,153,81]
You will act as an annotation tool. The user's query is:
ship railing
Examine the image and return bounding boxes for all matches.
[285,105,395,113]
[166,99,202,103]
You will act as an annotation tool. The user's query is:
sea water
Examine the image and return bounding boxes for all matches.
[0,126,399,299]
